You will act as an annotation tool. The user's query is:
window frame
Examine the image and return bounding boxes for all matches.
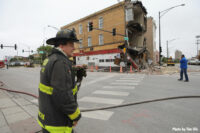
[99,34,104,45]
[88,36,92,47]
[79,24,83,34]
[99,17,103,29]
[79,39,83,48]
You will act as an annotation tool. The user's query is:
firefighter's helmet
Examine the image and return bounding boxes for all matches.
[46,29,79,45]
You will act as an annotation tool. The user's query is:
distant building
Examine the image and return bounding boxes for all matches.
[61,1,147,67]
[144,17,157,64]
[175,50,182,60]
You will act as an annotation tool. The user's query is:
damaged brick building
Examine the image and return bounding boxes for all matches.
[61,0,154,70]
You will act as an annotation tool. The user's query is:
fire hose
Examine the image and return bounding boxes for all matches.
[0,85,200,112]
[1,81,200,133]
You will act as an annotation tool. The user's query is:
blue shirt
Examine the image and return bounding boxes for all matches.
[180,57,188,69]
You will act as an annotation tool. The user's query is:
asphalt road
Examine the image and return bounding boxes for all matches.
[0,67,200,133]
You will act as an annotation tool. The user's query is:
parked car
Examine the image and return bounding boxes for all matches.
[19,61,25,66]
[196,60,200,65]
[10,61,25,66]
[188,59,199,65]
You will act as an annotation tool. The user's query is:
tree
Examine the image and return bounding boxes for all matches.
[29,55,34,60]
[37,45,53,55]
[174,59,180,63]
[10,58,18,62]
[161,57,168,63]
[37,45,53,61]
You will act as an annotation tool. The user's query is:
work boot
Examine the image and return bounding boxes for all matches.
[178,79,182,81]
[184,80,189,82]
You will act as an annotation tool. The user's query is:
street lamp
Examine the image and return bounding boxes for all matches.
[158,4,185,66]
[48,25,60,31]
[166,38,178,58]
[196,35,200,57]
[43,25,59,46]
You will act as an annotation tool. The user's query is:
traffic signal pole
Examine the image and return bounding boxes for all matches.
[0,44,17,50]
[22,49,34,56]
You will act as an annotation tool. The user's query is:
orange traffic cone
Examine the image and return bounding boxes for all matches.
[130,66,133,73]
[95,65,98,71]
[90,66,93,72]
[120,66,123,73]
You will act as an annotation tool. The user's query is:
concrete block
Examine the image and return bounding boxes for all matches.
[0,111,7,127]
[0,98,16,108]
[5,111,31,124]
[0,126,12,133]
[2,106,23,116]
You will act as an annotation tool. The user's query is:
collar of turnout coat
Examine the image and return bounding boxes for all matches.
[55,47,68,58]
[49,48,69,59]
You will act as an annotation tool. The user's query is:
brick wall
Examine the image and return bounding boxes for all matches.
[61,2,126,54]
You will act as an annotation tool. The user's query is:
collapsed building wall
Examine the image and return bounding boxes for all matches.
[118,1,149,69]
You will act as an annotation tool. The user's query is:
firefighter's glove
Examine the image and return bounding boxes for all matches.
[73,65,87,82]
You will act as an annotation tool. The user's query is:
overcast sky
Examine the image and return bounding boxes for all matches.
[0,0,200,60]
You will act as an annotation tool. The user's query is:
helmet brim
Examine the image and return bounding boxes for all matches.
[46,37,79,45]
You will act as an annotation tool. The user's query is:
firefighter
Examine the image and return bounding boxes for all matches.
[37,29,81,133]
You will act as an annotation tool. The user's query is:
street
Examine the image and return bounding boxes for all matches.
[0,67,200,133]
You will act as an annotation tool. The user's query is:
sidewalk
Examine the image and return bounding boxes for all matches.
[0,83,41,133]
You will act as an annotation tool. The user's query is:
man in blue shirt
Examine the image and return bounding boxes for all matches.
[178,54,189,82]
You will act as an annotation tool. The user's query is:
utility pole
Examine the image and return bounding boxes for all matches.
[166,40,169,59]
[158,4,185,66]
[159,11,161,65]
[196,35,200,57]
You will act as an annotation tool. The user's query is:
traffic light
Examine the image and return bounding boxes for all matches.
[89,22,93,31]
[112,28,116,36]
[159,46,162,53]
[22,49,24,53]
[31,50,33,53]
[0,44,3,49]
[14,44,17,50]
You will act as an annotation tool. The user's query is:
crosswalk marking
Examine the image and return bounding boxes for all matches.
[115,80,141,82]
[93,90,129,96]
[81,74,117,88]
[103,86,135,89]
[78,97,124,105]
[82,110,114,120]
[120,78,144,80]
[111,82,138,86]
